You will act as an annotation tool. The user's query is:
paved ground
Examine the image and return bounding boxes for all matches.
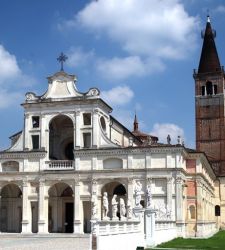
[0,234,91,250]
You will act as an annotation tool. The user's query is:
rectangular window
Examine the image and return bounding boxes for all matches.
[83,133,91,148]
[32,116,40,128]
[83,113,91,125]
[32,135,39,149]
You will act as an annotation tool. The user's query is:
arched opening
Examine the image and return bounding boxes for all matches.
[206,81,213,95]
[189,205,196,219]
[49,115,74,160]
[1,184,22,232]
[215,205,220,216]
[48,182,74,233]
[201,86,205,96]
[101,181,127,220]
[214,85,218,95]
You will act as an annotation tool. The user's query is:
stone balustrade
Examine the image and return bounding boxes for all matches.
[92,220,141,236]
[45,160,74,170]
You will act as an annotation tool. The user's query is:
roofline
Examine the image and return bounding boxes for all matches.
[110,115,142,144]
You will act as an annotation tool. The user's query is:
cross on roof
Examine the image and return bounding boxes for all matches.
[57,52,68,71]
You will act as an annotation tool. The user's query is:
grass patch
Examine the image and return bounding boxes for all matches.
[146,230,225,249]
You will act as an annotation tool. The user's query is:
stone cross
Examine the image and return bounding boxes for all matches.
[57,52,68,71]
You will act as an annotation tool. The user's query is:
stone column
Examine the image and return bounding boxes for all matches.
[22,180,32,233]
[38,180,48,233]
[75,111,81,149]
[92,109,99,148]
[74,180,82,233]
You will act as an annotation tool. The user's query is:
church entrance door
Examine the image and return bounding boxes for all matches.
[65,202,74,233]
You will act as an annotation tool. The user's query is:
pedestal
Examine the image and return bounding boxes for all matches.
[145,208,157,247]
[73,220,82,234]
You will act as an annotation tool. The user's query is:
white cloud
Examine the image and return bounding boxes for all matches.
[0,45,21,83]
[212,5,225,14]
[96,56,164,81]
[60,0,198,80]
[0,89,23,109]
[74,0,198,60]
[150,123,185,144]
[101,85,134,106]
[67,47,94,68]
[0,45,36,109]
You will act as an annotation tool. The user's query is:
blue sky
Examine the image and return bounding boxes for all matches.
[0,0,225,150]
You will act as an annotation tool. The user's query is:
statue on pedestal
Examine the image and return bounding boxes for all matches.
[134,181,143,208]
[102,192,109,220]
[91,195,98,220]
[146,184,153,208]
[120,198,126,220]
[127,199,133,220]
[112,194,118,220]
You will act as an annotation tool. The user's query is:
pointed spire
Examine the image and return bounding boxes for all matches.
[133,112,139,132]
[198,15,221,74]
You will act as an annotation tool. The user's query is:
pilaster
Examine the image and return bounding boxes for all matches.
[21,180,31,233]
[75,111,81,148]
[167,177,173,209]
[38,180,48,233]
[73,179,82,233]
[92,109,99,148]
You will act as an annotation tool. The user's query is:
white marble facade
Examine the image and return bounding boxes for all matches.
[0,70,217,239]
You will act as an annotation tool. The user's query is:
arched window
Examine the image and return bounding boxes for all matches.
[206,81,213,95]
[201,86,205,96]
[214,85,218,95]
[215,205,220,216]
[189,205,196,219]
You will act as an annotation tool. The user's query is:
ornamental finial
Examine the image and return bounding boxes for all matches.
[57,52,68,71]
[207,10,210,23]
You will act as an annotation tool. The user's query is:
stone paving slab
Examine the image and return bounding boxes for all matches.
[0,235,90,250]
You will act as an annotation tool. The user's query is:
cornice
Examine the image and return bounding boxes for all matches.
[0,151,47,159]
[75,146,184,157]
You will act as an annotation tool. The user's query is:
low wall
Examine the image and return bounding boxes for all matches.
[91,220,144,250]
[154,221,177,246]
[196,221,218,238]
[96,232,144,250]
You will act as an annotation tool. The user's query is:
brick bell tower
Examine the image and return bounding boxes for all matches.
[194,15,225,176]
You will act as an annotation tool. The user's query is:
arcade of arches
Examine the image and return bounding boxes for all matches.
[0,180,128,234]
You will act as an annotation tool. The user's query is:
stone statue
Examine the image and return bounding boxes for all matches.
[112,194,118,220]
[177,135,181,145]
[102,192,109,220]
[120,198,126,220]
[167,134,171,144]
[146,184,152,208]
[134,181,143,208]
[127,199,133,220]
[91,195,98,220]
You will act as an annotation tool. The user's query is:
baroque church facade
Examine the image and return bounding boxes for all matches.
[0,16,223,247]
